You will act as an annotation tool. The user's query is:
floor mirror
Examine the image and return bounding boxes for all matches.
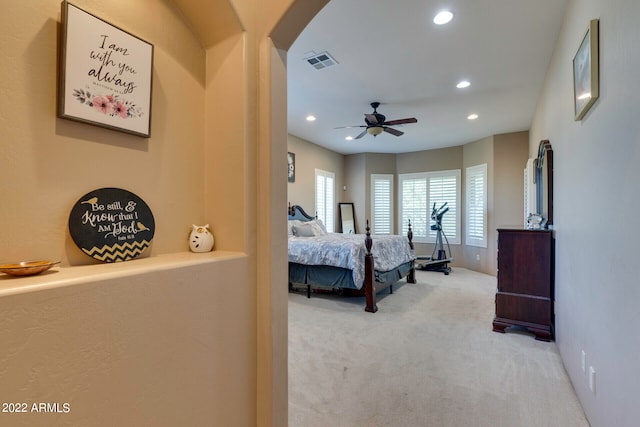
[338,203,356,234]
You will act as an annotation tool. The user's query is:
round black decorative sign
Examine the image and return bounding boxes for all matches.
[69,188,155,262]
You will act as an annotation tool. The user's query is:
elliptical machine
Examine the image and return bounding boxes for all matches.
[416,202,453,275]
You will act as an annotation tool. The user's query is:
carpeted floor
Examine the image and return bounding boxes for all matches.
[288,268,589,427]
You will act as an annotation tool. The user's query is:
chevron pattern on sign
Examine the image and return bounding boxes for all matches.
[82,240,151,262]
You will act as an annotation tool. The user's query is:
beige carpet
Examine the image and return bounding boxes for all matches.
[288,268,589,427]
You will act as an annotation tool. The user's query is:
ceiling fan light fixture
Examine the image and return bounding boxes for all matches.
[367,126,384,136]
[337,103,416,140]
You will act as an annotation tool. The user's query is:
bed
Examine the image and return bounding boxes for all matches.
[288,204,416,312]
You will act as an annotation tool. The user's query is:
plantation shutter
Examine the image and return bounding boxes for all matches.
[399,170,460,244]
[315,169,335,232]
[466,164,487,247]
[371,174,393,234]
[428,173,459,242]
[399,174,428,239]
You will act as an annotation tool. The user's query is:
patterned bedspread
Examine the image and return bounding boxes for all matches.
[288,233,415,288]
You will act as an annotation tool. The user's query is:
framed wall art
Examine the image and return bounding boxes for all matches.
[68,187,155,262]
[573,19,599,121]
[58,1,154,137]
[288,152,296,183]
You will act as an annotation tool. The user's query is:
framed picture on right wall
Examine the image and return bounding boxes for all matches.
[573,19,599,121]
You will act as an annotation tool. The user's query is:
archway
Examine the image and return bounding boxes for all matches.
[259,1,330,425]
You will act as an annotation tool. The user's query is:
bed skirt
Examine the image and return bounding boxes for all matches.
[288,261,414,291]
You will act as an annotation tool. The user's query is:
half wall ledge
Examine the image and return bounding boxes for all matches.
[0,251,246,298]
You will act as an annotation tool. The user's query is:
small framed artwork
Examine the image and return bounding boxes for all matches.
[573,19,599,121]
[288,152,296,183]
[58,1,154,137]
[68,187,155,262]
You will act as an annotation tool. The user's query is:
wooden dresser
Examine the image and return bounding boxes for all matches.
[493,228,554,341]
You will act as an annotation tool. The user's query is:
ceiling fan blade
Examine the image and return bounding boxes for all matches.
[334,125,366,129]
[354,129,368,139]
[383,127,404,137]
[383,117,418,126]
[364,113,380,124]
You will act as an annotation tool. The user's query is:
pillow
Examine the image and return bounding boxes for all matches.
[306,220,326,236]
[288,219,327,236]
[312,219,328,235]
[288,219,303,236]
[292,223,316,237]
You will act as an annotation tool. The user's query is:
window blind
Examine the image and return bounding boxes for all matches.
[399,173,429,240]
[399,170,460,244]
[371,174,393,234]
[466,164,487,247]
[429,173,458,242]
[315,169,335,232]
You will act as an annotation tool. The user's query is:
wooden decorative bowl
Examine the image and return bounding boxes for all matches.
[0,261,60,277]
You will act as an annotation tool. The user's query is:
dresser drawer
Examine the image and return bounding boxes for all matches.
[495,291,551,326]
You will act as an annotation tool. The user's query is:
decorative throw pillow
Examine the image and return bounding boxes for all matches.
[312,219,328,235]
[288,219,302,236]
[292,224,316,237]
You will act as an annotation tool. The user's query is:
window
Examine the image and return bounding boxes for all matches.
[315,169,335,232]
[399,170,461,244]
[398,173,428,239]
[466,164,487,248]
[371,174,394,234]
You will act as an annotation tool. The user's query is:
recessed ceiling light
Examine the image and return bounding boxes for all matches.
[467,113,479,120]
[345,136,353,141]
[306,115,316,122]
[456,80,471,89]
[434,11,453,25]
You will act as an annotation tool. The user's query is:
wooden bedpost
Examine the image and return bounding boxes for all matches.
[364,220,377,313]
[407,219,417,284]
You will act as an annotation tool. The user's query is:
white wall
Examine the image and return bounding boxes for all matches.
[530,0,640,425]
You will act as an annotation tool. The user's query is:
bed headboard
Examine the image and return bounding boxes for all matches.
[288,203,315,221]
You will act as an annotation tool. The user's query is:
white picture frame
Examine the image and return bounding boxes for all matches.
[58,1,154,137]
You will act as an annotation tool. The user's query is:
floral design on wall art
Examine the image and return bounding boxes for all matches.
[72,87,144,119]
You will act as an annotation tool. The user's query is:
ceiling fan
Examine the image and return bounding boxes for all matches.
[336,102,418,139]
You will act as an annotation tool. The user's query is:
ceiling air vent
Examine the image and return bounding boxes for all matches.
[305,51,338,70]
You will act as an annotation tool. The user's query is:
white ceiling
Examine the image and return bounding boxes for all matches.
[287,0,567,155]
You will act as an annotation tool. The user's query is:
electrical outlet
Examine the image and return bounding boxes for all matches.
[581,350,586,373]
[476,254,480,261]
[589,366,596,393]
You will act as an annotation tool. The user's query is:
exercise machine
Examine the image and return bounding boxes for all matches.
[416,202,453,275]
